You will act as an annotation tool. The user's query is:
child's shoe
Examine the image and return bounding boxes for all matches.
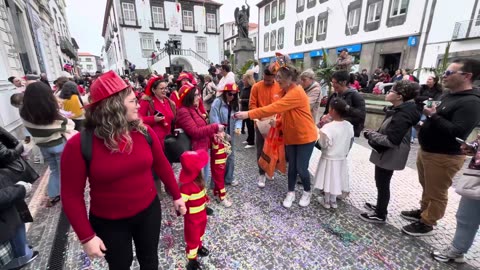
[330,201,338,209]
[318,197,330,209]
[198,246,210,257]
[218,197,232,208]
[186,259,202,270]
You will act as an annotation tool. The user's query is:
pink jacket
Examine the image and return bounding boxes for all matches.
[176,106,219,151]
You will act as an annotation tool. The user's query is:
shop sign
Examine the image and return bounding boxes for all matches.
[310,50,324,58]
[336,44,362,54]
[408,36,419,47]
[261,58,271,63]
[289,52,304,60]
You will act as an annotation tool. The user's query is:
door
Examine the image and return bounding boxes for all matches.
[381,53,401,76]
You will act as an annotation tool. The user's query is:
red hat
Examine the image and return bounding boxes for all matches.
[177,82,196,105]
[84,70,128,108]
[176,72,190,82]
[179,150,209,184]
[221,83,239,93]
[144,75,164,97]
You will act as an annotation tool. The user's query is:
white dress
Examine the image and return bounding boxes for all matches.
[313,120,354,195]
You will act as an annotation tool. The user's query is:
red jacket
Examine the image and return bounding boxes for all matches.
[139,96,176,143]
[61,126,181,244]
[176,106,219,151]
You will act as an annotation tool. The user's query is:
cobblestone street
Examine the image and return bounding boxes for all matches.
[22,135,479,270]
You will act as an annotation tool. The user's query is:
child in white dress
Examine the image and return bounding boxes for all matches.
[313,98,354,209]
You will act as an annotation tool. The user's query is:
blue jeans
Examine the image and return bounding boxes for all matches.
[285,142,315,192]
[452,196,480,254]
[203,149,212,188]
[4,224,33,269]
[411,114,426,141]
[40,142,65,198]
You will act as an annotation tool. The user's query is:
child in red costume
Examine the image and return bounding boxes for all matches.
[180,150,210,270]
[211,132,233,207]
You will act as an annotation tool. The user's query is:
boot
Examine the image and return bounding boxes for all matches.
[186,259,202,270]
[198,246,210,257]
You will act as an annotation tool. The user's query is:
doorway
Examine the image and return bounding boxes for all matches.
[381,53,401,76]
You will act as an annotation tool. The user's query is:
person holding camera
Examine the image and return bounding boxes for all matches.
[139,76,176,145]
[359,81,421,223]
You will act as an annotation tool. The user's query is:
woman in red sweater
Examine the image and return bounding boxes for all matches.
[139,77,176,144]
[60,71,186,269]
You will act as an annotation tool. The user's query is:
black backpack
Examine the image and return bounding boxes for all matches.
[80,129,152,175]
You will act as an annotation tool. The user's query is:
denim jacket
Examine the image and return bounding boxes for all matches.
[209,97,242,135]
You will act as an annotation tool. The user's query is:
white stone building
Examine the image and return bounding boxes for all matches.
[102,0,223,75]
[78,52,99,75]
[221,22,258,61]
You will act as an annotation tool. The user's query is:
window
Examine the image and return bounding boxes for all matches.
[307,0,316,9]
[279,0,285,19]
[271,1,277,23]
[86,58,92,62]
[196,37,207,59]
[476,9,480,26]
[152,6,165,27]
[264,33,269,52]
[225,41,229,50]
[87,64,93,70]
[367,2,381,23]
[252,36,257,49]
[295,20,303,46]
[317,18,327,35]
[297,0,305,8]
[348,8,360,28]
[305,22,314,39]
[270,30,276,50]
[183,10,194,30]
[140,33,154,57]
[264,4,270,26]
[391,0,408,17]
[207,13,216,31]
[121,2,136,25]
[277,27,284,49]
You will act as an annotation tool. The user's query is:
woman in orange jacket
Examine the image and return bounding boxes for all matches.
[235,64,318,208]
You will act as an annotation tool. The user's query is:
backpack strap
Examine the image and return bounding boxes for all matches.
[144,130,153,146]
[80,129,93,175]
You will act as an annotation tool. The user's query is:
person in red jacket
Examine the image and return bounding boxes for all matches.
[61,71,186,269]
[139,76,176,145]
[179,150,210,270]
[173,72,206,115]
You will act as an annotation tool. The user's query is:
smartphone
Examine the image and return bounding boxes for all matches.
[455,137,475,148]
[154,110,164,117]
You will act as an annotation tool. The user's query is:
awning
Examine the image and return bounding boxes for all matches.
[310,50,324,58]
[336,44,362,54]
[289,52,304,60]
[261,58,271,63]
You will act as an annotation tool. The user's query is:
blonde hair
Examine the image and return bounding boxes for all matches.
[242,73,256,87]
[300,69,316,80]
[84,87,146,153]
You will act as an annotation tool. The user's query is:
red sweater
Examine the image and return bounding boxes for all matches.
[61,127,181,243]
[139,96,175,143]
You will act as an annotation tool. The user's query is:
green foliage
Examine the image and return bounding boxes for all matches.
[224,50,231,58]
[315,48,336,95]
[236,59,254,78]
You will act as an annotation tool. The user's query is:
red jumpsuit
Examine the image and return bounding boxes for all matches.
[211,141,228,200]
[181,182,208,260]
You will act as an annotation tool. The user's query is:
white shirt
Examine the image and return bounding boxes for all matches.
[216,72,235,96]
[253,65,259,74]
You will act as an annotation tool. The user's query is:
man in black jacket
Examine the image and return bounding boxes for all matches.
[322,70,366,137]
[401,58,480,236]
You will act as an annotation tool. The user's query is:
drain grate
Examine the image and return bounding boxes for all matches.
[47,209,71,270]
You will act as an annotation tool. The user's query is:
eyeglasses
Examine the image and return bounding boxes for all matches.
[443,70,470,77]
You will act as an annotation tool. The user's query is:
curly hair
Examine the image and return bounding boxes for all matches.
[393,80,419,102]
[84,87,146,153]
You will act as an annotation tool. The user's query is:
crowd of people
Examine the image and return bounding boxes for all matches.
[1,54,480,270]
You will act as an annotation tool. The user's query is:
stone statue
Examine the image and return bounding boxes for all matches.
[234,1,250,39]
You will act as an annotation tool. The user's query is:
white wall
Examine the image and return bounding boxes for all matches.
[258,0,426,59]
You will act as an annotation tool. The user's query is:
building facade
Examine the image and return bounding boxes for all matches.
[256,0,429,75]
[78,52,100,75]
[102,0,223,75]
[221,22,258,61]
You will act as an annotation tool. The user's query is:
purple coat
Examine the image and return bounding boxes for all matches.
[176,106,219,151]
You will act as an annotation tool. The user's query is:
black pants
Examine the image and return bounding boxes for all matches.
[375,166,394,218]
[245,119,255,145]
[90,197,161,270]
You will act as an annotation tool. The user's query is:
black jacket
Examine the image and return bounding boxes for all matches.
[419,89,480,155]
[415,84,443,110]
[240,85,252,111]
[324,89,366,137]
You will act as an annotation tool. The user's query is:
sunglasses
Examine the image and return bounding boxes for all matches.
[443,70,469,77]
[226,92,236,96]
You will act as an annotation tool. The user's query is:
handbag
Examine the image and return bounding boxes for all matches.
[164,129,191,163]
[2,158,40,184]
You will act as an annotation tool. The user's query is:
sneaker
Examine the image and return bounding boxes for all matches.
[244,144,255,149]
[197,246,210,257]
[364,202,377,212]
[230,180,239,186]
[400,209,422,222]
[299,191,311,207]
[432,247,466,263]
[219,197,232,208]
[20,250,39,268]
[330,202,338,209]
[242,141,248,144]
[318,197,330,209]
[186,259,202,270]
[402,221,434,236]
[257,175,266,188]
[206,206,214,216]
[283,192,295,208]
[359,212,386,223]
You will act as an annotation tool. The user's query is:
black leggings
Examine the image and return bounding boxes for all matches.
[90,197,161,270]
[375,166,394,218]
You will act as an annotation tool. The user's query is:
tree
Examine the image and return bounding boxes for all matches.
[315,48,336,95]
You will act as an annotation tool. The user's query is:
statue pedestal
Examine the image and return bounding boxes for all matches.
[233,38,255,72]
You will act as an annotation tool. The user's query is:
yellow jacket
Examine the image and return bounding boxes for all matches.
[63,94,84,119]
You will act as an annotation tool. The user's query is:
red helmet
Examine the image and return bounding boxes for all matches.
[179,150,209,184]
[178,82,196,105]
[84,70,128,108]
[144,76,164,97]
[222,83,239,93]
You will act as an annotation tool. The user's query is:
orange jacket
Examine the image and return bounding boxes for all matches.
[249,81,282,110]
[248,84,317,145]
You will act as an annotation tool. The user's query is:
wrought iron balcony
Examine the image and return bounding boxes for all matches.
[60,36,77,59]
[452,19,480,40]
